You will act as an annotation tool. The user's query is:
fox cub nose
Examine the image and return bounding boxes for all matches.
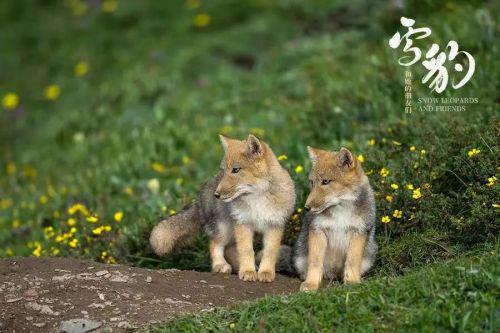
[214,192,221,199]
[304,205,311,211]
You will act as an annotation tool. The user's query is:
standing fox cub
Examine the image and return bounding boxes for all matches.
[294,147,377,291]
[150,134,296,282]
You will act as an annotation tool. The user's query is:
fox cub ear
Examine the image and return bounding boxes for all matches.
[219,134,229,152]
[307,146,318,165]
[338,147,355,168]
[247,134,263,157]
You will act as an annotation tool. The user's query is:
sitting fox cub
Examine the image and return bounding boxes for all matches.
[150,134,295,282]
[294,147,377,291]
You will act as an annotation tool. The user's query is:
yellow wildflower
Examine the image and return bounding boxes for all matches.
[6,162,16,175]
[486,176,497,187]
[107,256,116,264]
[86,215,99,223]
[68,203,90,216]
[186,0,201,10]
[381,216,391,223]
[393,210,403,218]
[406,184,414,190]
[169,209,176,215]
[357,154,365,163]
[114,211,124,222]
[250,128,265,137]
[368,139,375,146]
[39,195,48,204]
[409,146,416,151]
[412,188,422,199]
[51,247,60,256]
[92,227,103,235]
[229,323,236,330]
[2,92,19,110]
[147,178,160,194]
[392,140,402,146]
[385,195,393,203]
[278,155,288,161]
[68,238,78,248]
[193,13,211,28]
[294,165,303,174]
[297,208,302,213]
[390,183,399,190]
[219,125,232,135]
[182,155,191,164]
[467,148,480,157]
[420,149,426,155]
[70,227,77,234]
[151,162,166,174]
[32,242,42,257]
[161,206,167,212]
[6,248,14,257]
[44,226,55,238]
[1,198,13,209]
[365,169,374,176]
[103,225,112,232]
[67,218,76,226]
[379,168,389,177]
[12,219,21,229]
[176,178,184,185]
[44,84,60,100]
[124,186,134,196]
[492,203,500,208]
[74,61,89,77]
[102,0,118,12]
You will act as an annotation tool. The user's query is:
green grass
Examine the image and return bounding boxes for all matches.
[153,249,500,332]
[0,0,498,331]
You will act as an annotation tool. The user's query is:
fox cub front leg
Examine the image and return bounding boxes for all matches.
[343,232,367,283]
[234,224,257,281]
[258,227,284,282]
[209,238,232,274]
[300,230,327,292]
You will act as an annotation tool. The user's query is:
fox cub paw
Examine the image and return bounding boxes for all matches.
[343,272,361,284]
[212,263,232,274]
[257,269,275,283]
[239,269,257,282]
[300,281,319,292]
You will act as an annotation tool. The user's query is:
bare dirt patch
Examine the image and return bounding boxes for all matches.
[0,258,300,332]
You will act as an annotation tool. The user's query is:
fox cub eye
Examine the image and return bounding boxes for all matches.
[231,167,241,174]
[321,179,332,185]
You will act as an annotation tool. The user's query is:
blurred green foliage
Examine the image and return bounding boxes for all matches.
[0,0,498,276]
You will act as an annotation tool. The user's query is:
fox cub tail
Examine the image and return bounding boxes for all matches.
[149,202,201,256]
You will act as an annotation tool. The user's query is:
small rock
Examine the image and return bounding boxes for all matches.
[5,295,23,303]
[98,293,105,301]
[117,321,132,329]
[94,270,109,277]
[33,322,46,328]
[146,276,152,283]
[26,316,33,321]
[88,303,105,309]
[199,280,207,284]
[25,301,59,315]
[58,318,102,333]
[52,274,73,282]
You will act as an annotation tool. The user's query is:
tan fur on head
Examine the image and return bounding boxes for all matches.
[305,147,365,213]
[215,134,279,202]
